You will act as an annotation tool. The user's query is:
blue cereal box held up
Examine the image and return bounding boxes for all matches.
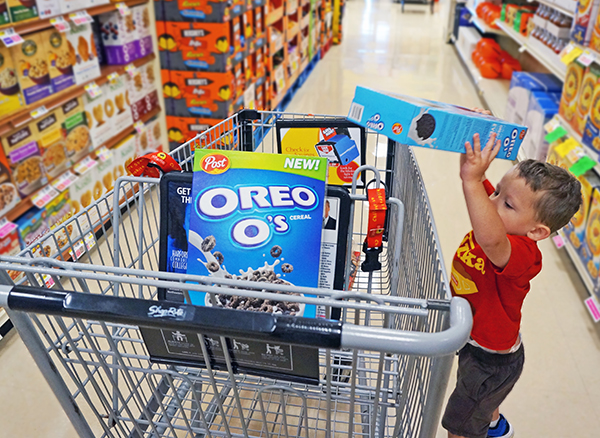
[187,149,328,318]
[348,86,528,160]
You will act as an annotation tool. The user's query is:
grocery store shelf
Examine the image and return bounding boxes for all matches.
[528,0,575,17]
[454,41,510,118]
[467,6,505,36]
[0,53,157,137]
[557,229,596,295]
[287,22,300,40]
[0,0,148,37]
[495,20,566,81]
[6,105,162,222]
[555,114,600,171]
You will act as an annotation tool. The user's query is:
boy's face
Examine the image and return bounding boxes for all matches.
[489,168,545,238]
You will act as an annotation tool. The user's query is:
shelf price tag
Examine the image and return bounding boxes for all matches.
[30,106,48,119]
[50,16,71,33]
[115,2,131,16]
[544,125,567,143]
[0,218,17,239]
[31,185,60,208]
[578,50,597,67]
[584,296,600,323]
[555,138,578,157]
[84,81,102,99]
[133,121,145,133]
[69,11,94,25]
[96,146,113,161]
[0,28,24,48]
[51,170,78,192]
[73,156,97,175]
[560,43,584,65]
[569,155,597,177]
[125,63,138,77]
[107,72,119,84]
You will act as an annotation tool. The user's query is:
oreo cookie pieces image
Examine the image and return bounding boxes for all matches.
[415,113,436,140]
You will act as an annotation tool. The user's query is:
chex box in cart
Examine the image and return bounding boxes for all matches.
[348,86,527,160]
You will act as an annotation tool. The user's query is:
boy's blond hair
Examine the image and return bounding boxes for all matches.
[516,159,582,233]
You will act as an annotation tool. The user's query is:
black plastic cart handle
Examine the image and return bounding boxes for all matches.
[0,285,472,356]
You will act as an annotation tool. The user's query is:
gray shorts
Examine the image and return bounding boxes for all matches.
[441,342,525,438]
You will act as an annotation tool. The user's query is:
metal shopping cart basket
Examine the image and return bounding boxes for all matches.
[0,110,472,438]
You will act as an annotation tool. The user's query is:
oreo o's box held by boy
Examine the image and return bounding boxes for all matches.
[348,86,527,160]
[187,150,327,318]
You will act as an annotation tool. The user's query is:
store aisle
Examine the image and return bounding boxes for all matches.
[1,0,600,436]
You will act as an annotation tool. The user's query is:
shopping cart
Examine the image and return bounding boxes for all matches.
[0,110,472,438]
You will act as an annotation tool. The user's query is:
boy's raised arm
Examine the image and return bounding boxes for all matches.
[461,133,511,269]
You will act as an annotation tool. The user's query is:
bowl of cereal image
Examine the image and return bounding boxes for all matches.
[66,125,90,153]
[204,287,305,317]
[0,182,18,213]
[0,68,20,96]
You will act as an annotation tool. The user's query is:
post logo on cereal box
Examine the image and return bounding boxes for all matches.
[201,153,230,174]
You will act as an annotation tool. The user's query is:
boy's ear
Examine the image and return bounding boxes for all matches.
[527,224,552,241]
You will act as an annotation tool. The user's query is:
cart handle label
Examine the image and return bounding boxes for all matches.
[148,305,187,319]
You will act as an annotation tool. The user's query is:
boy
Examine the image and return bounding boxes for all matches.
[441,132,582,438]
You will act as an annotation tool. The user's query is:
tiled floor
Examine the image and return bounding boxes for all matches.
[2,0,600,436]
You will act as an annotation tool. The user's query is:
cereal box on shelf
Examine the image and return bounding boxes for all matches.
[0,46,24,118]
[139,61,159,114]
[59,95,84,120]
[1,124,47,196]
[0,0,10,24]
[0,224,23,282]
[45,191,76,250]
[7,0,37,22]
[146,118,164,152]
[162,22,235,72]
[112,135,136,180]
[348,86,528,160]
[10,33,54,105]
[571,0,600,45]
[582,65,600,152]
[33,109,70,178]
[186,149,327,317]
[68,165,100,226]
[574,62,600,136]
[91,149,114,220]
[65,23,101,85]
[565,172,600,253]
[134,123,151,157]
[45,29,76,93]
[167,70,236,119]
[132,4,154,58]
[124,65,149,121]
[62,110,92,164]
[0,149,20,218]
[106,74,133,134]
[98,10,140,65]
[83,80,113,148]
[580,186,600,280]
[15,207,52,253]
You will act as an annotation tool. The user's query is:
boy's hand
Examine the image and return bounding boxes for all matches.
[460,133,501,184]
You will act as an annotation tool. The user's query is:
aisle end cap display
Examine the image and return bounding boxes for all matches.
[348,86,527,160]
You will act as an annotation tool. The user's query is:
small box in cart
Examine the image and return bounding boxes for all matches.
[348,86,528,160]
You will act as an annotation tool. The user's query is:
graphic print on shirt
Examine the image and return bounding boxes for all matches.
[451,232,486,295]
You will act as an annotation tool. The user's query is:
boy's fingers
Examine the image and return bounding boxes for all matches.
[464,141,474,158]
[490,139,501,160]
[472,134,481,158]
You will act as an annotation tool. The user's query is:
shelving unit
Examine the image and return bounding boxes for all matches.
[494,20,566,80]
[0,0,148,36]
[555,114,600,170]
[466,6,505,36]
[0,53,156,137]
[557,229,596,294]
[454,37,510,118]
[529,0,575,17]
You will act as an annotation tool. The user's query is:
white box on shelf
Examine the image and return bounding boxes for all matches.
[532,14,548,29]
[505,72,562,125]
[457,26,481,61]
[546,21,571,39]
[522,91,560,161]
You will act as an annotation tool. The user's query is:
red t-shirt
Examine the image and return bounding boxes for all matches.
[450,180,542,350]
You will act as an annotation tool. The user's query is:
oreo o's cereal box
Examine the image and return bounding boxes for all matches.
[348,86,527,160]
[187,150,327,318]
